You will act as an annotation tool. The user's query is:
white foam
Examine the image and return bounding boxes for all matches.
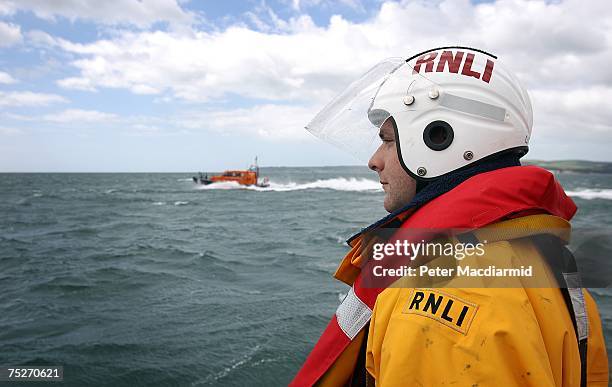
[174,201,189,206]
[195,178,382,192]
[567,189,612,200]
[195,181,244,190]
[152,201,166,206]
[193,344,261,385]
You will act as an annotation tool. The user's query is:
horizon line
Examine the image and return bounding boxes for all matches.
[1,159,612,173]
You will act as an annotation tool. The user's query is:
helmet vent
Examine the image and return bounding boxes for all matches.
[423,120,454,151]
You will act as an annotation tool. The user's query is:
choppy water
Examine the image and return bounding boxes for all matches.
[1,167,611,386]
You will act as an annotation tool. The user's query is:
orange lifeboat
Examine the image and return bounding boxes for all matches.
[192,157,270,187]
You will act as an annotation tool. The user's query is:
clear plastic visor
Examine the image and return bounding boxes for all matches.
[305,58,406,161]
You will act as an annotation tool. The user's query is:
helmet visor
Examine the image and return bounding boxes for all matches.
[305,58,406,161]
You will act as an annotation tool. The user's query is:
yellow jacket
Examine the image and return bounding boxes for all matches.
[295,167,609,387]
[364,217,609,386]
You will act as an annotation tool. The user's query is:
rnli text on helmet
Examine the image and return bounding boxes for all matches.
[412,50,494,83]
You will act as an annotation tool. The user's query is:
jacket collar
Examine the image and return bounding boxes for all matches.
[347,154,522,246]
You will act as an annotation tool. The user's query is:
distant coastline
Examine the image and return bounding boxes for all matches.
[262,160,612,175]
[523,160,612,174]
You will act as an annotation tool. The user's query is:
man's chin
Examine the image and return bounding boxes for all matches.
[384,195,410,213]
[383,197,395,213]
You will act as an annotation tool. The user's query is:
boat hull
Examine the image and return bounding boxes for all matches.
[192,177,213,185]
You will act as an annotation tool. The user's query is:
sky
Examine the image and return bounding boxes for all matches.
[0,0,611,172]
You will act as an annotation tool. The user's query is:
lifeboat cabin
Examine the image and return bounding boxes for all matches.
[192,157,269,188]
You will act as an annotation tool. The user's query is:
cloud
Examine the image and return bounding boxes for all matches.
[0,21,22,46]
[0,91,67,107]
[0,71,17,84]
[1,0,194,28]
[56,76,97,91]
[8,0,612,158]
[2,103,311,139]
[52,14,399,105]
[47,0,611,100]
[175,104,316,140]
[0,2,16,16]
[0,126,23,135]
[289,0,365,13]
[532,86,612,136]
[42,109,117,123]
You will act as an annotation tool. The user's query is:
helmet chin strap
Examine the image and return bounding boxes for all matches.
[416,179,430,193]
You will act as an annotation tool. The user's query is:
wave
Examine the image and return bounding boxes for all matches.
[193,344,262,385]
[174,201,189,206]
[195,177,382,192]
[567,189,612,200]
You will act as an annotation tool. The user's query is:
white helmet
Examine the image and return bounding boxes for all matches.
[307,46,533,180]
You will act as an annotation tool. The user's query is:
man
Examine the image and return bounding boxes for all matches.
[291,47,608,386]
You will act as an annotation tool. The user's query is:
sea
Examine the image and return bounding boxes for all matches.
[1,166,611,386]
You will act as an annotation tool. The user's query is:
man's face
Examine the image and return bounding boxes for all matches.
[368,118,417,213]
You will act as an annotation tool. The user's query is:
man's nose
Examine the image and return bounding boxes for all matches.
[368,146,384,172]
